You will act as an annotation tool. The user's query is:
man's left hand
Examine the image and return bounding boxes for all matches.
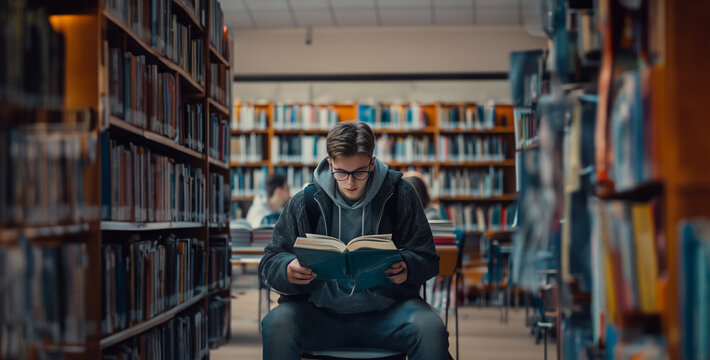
[385,261,407,284]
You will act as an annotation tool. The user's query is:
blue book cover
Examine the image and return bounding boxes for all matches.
[294,234,402,291]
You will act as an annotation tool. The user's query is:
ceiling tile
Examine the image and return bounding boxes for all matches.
[379,7,432,26]
[221,0,247,11]
[434,7,473,25]
[245,0,290,11]
[378,0,430,7]
[290,0,330,9]
[476,0,517,6]
[250,10,295,27]
[333,8,377,26]
[330,0,376,8]
[225,12,254,28]
[294,9,335,26]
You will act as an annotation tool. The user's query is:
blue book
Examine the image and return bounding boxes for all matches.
[294,233,402,291]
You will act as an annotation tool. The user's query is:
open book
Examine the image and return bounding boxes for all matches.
[294,234,402,291]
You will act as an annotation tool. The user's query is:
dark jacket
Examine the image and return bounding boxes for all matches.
[258,168,439,314]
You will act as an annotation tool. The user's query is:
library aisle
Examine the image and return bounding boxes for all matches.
[211,269,554,360]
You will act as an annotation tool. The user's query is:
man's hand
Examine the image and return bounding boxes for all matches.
[287,258,316,285]
[385,261,407,285]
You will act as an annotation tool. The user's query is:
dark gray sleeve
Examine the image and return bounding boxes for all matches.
[258,191,318,294]
[393,180,439,287]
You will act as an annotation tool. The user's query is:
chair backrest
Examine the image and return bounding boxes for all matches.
[301,348,406,360]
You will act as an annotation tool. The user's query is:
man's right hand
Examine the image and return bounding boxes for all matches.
[287,258,316,284]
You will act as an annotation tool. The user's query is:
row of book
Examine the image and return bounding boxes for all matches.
[272,104,340,130]
[108,48,205,154]
[209,174,229,225]
[439,167,506,198]
[233,104,268,131]
[209,113,230,162]
[438,103,497,130]
[208,235,231,290]
[209,0,227,57]
[513,107,538,149]
[101,136,206,223]
[101,236,205,334]
[0,2,64,108]
[102,306,208,360]
[438,135,509,163]
[442,202,516,232]
[231,133,265,163]
[207,296,231,348]
[271,135,327,164]
[374,134,436,163]
[1,118,98,227]
[594,200,661,321]
[231,167,268,197]
[210,63,229,106]
[1,239,86,359]
[357,103,431,130]
[105,0,210,81]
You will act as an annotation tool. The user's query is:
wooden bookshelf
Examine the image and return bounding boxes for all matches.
[232,129,269,135]
[28,1,234,357]
[596,180,664,201]
[232,195,255,202]
[231,101,519,237]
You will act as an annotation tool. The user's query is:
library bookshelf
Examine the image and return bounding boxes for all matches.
[0,1,232,358]
[230,101,519,233]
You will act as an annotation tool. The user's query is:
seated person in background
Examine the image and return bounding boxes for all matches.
[258,121,449,360]
[403,173,442,221]
[246,173,291,228]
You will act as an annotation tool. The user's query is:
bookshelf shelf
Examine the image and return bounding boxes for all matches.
[386,160,437,167]
[99,291,206,350]
[439,194,519,202]
[485,229,516,240]
[171,0,204,33]
[100,221,204,231]
[231,129,268,135]
[208,97,230,116]
[439,159,516,167]
[231,246,266,255]
[109,116,205,161]
[208,222,228,229]
[0,223,92,244]
[103,10,205,96]
[208,157,229,171]
[230,160,268,167]
[373,127,436,135]
[232,195,255,202]
[273,129,329,135]
[439,126,515,134]
[209,45,229,67]
[273,162,319,167]
[596,180,664,201]
[208,287,230,297]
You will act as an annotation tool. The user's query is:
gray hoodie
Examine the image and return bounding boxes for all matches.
[312,157,388,242]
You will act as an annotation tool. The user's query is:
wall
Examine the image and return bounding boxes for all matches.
[231,25,546,103]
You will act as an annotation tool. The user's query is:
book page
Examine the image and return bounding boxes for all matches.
[346,234,395,252]
[295,237,347,253]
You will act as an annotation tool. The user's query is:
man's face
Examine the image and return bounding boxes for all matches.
[274,182,290,210]
[328,154,373,202]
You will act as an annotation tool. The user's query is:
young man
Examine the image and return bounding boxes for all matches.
[246,173,290,228]
[258,121,449,360]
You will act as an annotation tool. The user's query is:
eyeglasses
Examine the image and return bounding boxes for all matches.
[331,169,371,181]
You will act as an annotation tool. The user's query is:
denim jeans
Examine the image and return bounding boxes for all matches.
[261,297,450,360]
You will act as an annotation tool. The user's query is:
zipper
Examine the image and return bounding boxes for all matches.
[313,195,328,237]
[375,192,394,232]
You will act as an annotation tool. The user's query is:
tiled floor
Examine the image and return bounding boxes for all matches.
[210,268,556,360]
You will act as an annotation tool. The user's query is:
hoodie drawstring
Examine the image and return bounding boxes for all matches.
[338,205,341,240]
[361,208,365,237]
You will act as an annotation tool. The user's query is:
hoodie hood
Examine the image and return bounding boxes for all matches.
[313,156,388,210]
[313,157,388,241]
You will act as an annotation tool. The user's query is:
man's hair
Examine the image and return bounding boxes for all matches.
[326,121,375,160]
[403,176,430,207]
[265,173,287,198]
